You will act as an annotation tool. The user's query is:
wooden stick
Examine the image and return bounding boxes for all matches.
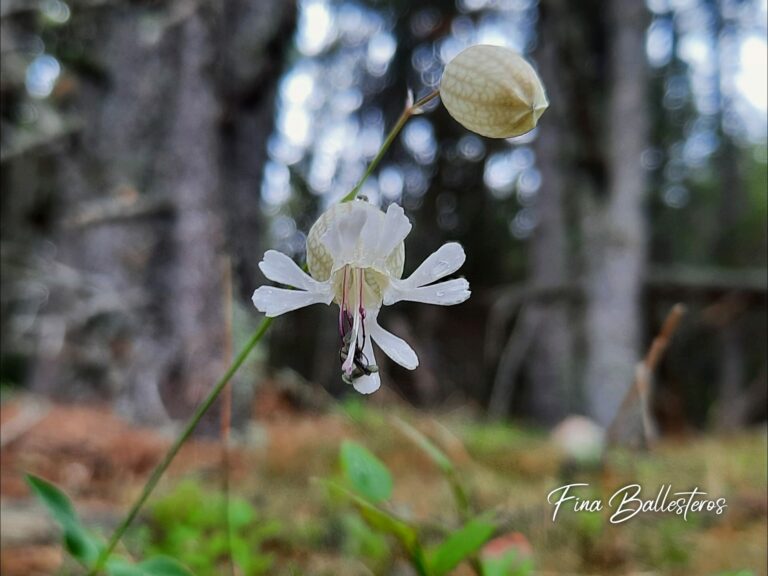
[608,304,686,447]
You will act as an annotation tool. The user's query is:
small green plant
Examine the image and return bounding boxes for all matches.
[340,512,391,568]
[321,421,535,576]
[137,480,280,576]
[26,474,193,575]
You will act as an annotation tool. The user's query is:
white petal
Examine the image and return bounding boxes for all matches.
[383,278,470,306]
[353,372,380,394]
[352,338,381,394]
[252,286,332,317]
[359,207,383,257]
[374,203,412,260]
[401,243,466,289]
[320,207,367,265]
[259,250,326,291]
[342,307,362,374]
[368,316,419,370]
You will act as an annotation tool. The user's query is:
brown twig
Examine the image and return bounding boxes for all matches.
[608,303,686,447]
[643,303,687,375]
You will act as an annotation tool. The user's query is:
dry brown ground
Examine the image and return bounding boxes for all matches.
[1,390,766,576]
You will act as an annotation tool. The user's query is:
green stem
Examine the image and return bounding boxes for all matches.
[89,317,273,574]
[340,89,440,203]
[90,86,441,575]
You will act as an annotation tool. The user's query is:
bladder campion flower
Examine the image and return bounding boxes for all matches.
[440,44,548,138]
[252,199,470,394]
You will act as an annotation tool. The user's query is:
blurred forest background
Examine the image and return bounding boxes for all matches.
[1,0,768,574]
[1,0,767,431]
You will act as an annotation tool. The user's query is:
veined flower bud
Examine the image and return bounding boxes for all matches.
[440,44,548,138]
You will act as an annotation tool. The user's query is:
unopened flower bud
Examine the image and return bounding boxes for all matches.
[440,44,548,138]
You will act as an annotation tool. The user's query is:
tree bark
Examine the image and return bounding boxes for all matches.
[13,1,295,423]
[581,0,649,426]
[525,3,576,425]
[159,11,226,417]
[710,0,749,430]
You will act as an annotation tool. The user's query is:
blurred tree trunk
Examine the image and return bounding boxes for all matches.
[23,1,295,423]
[710,0,749,431]
[524,3,576,426]
[581,0,649,426]
[533,0,649,427]
[712,132,749,432]
[713,137,748,430]
[161,10,227,418]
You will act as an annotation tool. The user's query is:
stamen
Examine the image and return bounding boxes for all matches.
[342,283,361,375]
[338,267,377,383]
[339,266,348,339]
[358,268,366,339]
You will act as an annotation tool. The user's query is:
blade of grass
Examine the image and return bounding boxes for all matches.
[393,417,471,521]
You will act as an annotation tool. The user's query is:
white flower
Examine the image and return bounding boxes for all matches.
[252,200,471,394]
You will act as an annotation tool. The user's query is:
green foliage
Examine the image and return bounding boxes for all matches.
[459,421,542,454]
[575,507,604,541]
[322,479,421,557]
[394,418,470,519]
[633,516,692,569]
[426,516,495,575]
[340,513,390,565]
[339,396,369,423]
[140,480,279,576]
[326,429,509,576]
[340,440,393,503]
[106,557,193,576]
[26,474,193,575]
[480,550,535,576]
[26,474,102,568]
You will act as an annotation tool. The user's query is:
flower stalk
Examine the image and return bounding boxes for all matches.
[341,89,440,203]
[89,318,273,574]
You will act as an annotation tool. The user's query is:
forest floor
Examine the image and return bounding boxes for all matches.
[0,387,766,576]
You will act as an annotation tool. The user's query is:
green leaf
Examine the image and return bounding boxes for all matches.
[427,517,495,576]
[320,480,420,556]
[106,559,145,576]
[340,440,393,503]
[63,525,101,567]
[481,553,535,576]
[355,499,417,549]
[341,513,390,562]
[227,497,255,529]
[106,557,194,576]
[26,474,101,567]
[138,556,195,575]
[26,474,77,525]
